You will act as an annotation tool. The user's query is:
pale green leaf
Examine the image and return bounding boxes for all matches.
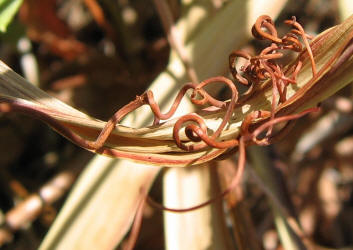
[0,0,23,32]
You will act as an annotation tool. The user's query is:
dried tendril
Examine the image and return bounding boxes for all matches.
[0,15,319,213]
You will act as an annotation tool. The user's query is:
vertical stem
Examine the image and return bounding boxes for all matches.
[153,0,199,83]
[248,146,313,250]
[163,164,232,250]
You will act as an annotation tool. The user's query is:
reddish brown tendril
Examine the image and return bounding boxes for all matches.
[238,105,319,149]
[251,15,282,43]
[88,82,198,149]
[151,16,319,214]
[0,15,320,216]
[147,137,246,213]
[284,16,317,76]
[229,50,252,85]
[173,76,239,151]
[229,15,317,105]
[123,189,147,250]
[252,107,319,143]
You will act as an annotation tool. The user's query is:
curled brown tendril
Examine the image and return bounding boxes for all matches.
[229,15,316,105]
[251,15,282,43]
[0,15,320,215]
[93,76,238,153]
[0,16,317,162]
[240,107,320,146]
[145,15,319,213]
[227,15,317,137]
[173,76,238,151]
[147,107,319,213]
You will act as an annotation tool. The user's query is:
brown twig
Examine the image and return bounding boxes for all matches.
[0,164,83,246]
[84,0,116,40]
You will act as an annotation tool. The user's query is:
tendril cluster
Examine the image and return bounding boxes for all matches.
[229,15,316,104]
[169,15,317,153]
[87,15,318,156]
[0,15,317,157]
[0,15,320,214]
[141,15,319,213]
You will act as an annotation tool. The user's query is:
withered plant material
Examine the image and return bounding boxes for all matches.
[39,2,264,249]
[1,15,353,169]
[19,0,86,60]
[0,152,91,246]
